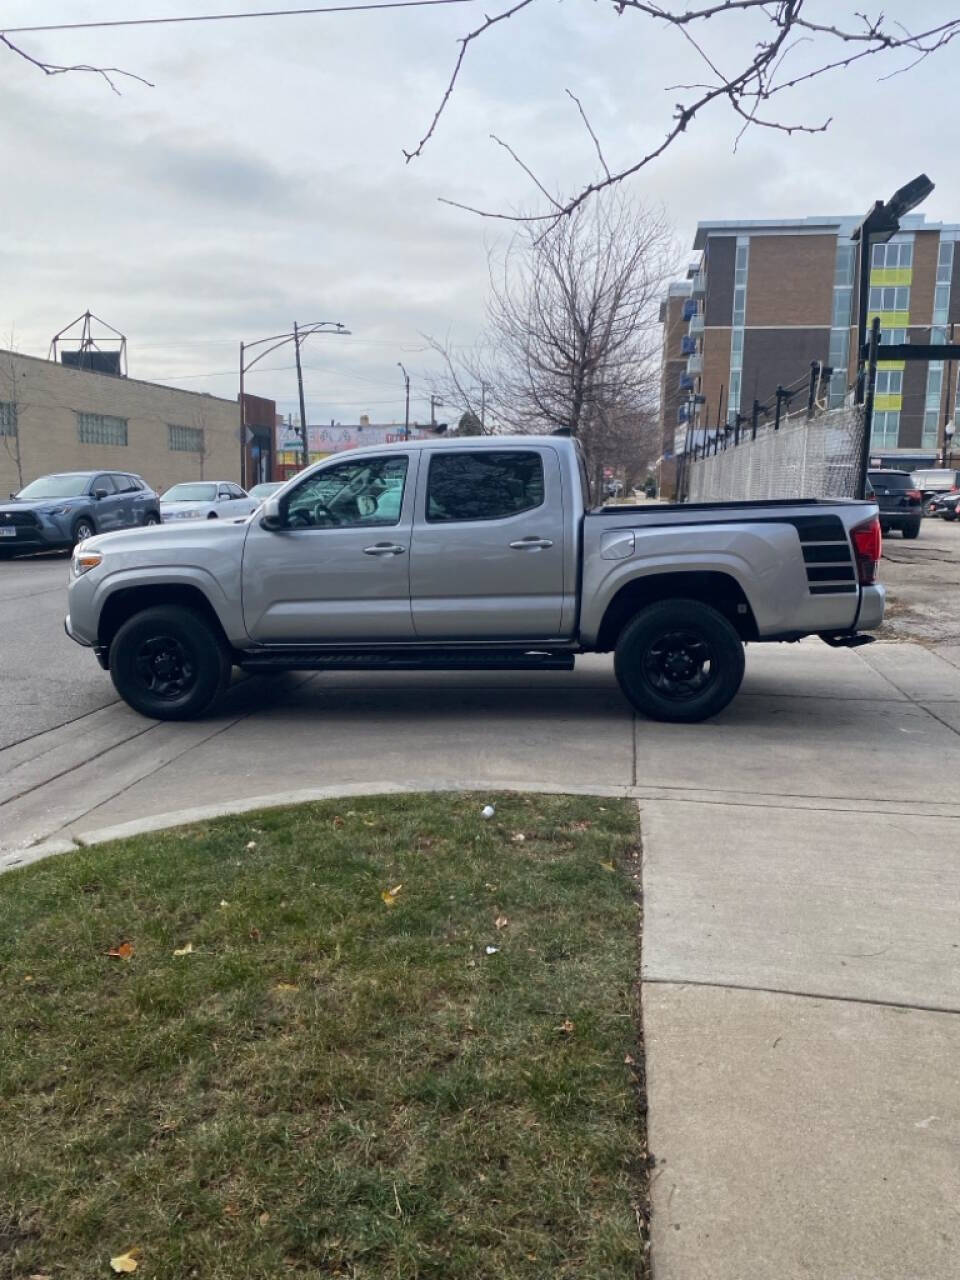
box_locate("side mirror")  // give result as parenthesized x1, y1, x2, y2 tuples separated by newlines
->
(93, 488, 108, 500)
(260, 496, 284, 531)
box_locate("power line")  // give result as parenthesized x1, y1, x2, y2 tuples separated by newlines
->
(2, 1, 475, 36)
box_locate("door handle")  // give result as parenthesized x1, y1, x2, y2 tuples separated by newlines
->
(509, 537, 554, 550)
(363, 542, 406, 555)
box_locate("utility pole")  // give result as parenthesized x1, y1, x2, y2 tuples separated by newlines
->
(398, 362, 410, 439)
(293, 321, 309, 466)
(430, 393, 442, 427)
(480, 382, 487, 431)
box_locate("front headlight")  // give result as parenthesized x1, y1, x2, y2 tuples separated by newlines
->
(72, 549, 103, 577)
(48, 505, 75, 516)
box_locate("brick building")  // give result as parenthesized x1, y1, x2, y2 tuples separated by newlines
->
(0, 348, 257, 497)
(659, 214, 960, 494)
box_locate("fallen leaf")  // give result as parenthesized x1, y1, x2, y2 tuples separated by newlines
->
(219, 899, 230, 908)
(484, 882, 498, 891)
(172, 943, 193, 957)
(363, 820, 376, 827)
(494, 914, 509, 930)
(570, 820, 593, 832)
(484, 945, 500, 956)
(28, 1273, 52, 1279)
(511, 832, 526, 843)
(556, 1018, 575, 1035)
(599, 861, 615, 873)
(110, 1249, 141, 1273)
(274, 983, 299, 992)
(23, 975, 33, 983)
(258, 1211, 271, 1227)
(624, 1053, 635, 1065)
(332, 816, 345, 828)
(249, 927, 262, 942)
(246, 841, 257, 850)
(108, 942, 134, 960)
(223, 1203, 241, 1218)
(381, 884, 403, 908)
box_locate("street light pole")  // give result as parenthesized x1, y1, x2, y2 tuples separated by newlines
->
(398, 362, 410, 439)
(293, 321, 309, 468)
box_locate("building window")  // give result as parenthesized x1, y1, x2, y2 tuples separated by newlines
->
(937, 240, 954, 283)
(730, 329, 743, 371)
(75, 412, 128, 446)
(835, 244, 855, 285)
(727, 237, 749, 423)
(879, 328, 906, 346)
(871, 410, 900, 448)
(872, 241, 913, 269)
(168, 423, 205, 453)
(875, 369, 903, 396)
(933, 283, 950, 326)
(922, 410, 940, 449)
(868, 286, 910, 312)
(0, 401, 16, 438)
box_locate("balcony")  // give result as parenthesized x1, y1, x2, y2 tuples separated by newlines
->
(682, 298, 698, 321)
(688, 312, 704, 334)
(679, 372, 695, 391)
(691, 272, 706, 296)
(686, 354, 703, 376)
(681, 335, 698, 355)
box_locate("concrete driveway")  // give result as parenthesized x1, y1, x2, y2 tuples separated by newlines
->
(2, 552, 960, 1278)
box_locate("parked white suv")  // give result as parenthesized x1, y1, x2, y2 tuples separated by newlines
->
(160, 481, 257, 523)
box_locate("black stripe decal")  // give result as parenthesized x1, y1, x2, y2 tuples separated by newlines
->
(803, 545, 854, 564)
(809, 584, 858, 595)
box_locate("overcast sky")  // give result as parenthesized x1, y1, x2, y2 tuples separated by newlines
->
(3, 0, 960, 427)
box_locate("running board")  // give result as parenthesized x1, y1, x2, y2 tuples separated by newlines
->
(237, 647, 577, 673)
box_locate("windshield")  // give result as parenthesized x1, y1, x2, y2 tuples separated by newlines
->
(16, 474, 90, 500)
(163, 483, 217, 503)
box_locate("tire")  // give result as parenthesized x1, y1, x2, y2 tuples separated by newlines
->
(923, 497, 939, 517)
(109, 605, 231, 721)
(945, 512, 957, 522)
(902, 522, 921, 540)
(72, 517, 96, 546)
(614, 599, 746, 724)
(207, 512, 218, 519)
(144, 512, 161, 526)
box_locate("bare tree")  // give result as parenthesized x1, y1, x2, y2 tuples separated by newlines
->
(405, 3, 960, 221)
(0, 346, 25, 492)
(474, 191, 675, 489)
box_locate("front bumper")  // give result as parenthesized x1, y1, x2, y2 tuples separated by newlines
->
(0, 522, 71, 550)
(64, 613, 91, 647)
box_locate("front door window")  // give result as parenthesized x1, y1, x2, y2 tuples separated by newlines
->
(284, 456, 409, 529)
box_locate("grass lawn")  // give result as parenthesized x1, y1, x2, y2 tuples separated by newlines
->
(0, 792, 647, 1279)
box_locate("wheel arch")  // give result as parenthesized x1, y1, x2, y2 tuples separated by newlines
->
(595, 570, 759, 652)
(97, 583, 230, 656)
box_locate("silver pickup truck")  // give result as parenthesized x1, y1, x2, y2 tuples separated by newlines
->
(65, 434, 884, 724)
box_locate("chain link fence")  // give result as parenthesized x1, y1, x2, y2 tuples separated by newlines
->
(683, 403, 865, 502)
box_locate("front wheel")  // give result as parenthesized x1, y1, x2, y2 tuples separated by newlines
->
(144, 512, 161, 526)
(614, 599, 746, 723)
(72, 517, 96, 546)
(109, 605, 231, 720)
(923, 497, 939, 517)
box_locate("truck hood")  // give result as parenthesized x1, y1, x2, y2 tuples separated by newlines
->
(83, 517, 250, 556)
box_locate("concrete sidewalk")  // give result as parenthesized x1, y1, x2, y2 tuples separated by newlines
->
(1, 639, 959, 1276)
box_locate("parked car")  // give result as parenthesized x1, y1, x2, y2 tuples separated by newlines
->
(867, 469, 922, 538)
(910, 468, 960, 515)
(159, 481, 258, 523)
(247, 481, 285, 503)
(66, 435, 884, 725)
(926, 490, 960, 521)
(0, 470, 160, 556)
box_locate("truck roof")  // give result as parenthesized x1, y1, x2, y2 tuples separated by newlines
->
(327, 433, 569, 457)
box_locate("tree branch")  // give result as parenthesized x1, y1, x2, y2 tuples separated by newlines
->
(0, 33, 153, 94)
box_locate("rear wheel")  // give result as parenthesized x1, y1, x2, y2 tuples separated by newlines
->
(109, 605, 231, 720)
(923, 497, 939, 517)
(614, 599, 745, 723)
(902, 522, 921, 540)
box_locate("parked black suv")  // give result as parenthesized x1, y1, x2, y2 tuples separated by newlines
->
(0, 471, 161, 556)
(867, 469, 922, 539)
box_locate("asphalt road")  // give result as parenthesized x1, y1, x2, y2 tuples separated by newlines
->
(0, 552, 118, 749)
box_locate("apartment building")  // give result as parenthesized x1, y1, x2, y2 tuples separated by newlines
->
(659, 213, 960, 490)
(0, 348, 273, 497)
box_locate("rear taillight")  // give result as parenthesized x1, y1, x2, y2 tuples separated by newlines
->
(851, 516, 882, 586)
(907, 489, 922, 501)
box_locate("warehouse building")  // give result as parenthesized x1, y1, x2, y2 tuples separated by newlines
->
(0, 348, 252, 497)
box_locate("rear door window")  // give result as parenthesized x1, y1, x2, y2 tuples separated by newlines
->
(426, 451, 545, 523)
